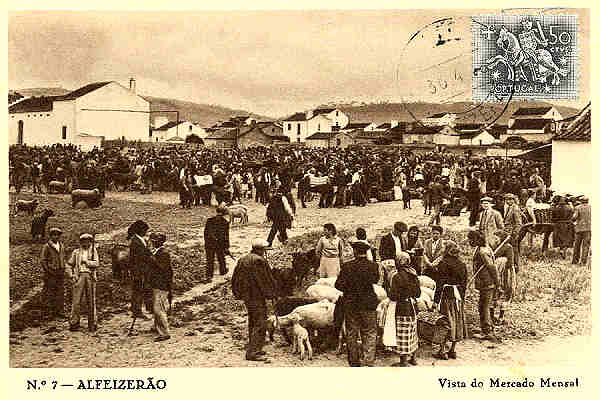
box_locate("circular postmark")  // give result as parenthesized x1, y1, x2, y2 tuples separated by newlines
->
(396, 16, 515, 133)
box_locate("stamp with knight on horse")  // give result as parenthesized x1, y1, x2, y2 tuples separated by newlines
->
(473, 14, 578, 101)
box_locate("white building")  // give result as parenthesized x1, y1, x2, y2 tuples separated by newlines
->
(421, 112, 457, 127)
(458, 130, 496, 146)
(551, 105, 591, 196)
(282, 108, 349, 143)
(9, 79, 150, 148)
(508, 106, 562, 127)
(151, 119, 207, 142)
(504, 119, 554, 142)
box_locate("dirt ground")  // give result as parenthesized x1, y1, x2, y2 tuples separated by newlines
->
(9, 189, 592, 368)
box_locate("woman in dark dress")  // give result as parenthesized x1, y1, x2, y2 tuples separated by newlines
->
(433, 241, 467, 360)
(386, 254, 421, 367)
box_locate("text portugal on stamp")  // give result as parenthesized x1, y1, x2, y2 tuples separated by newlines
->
(472, 14, 578, 101)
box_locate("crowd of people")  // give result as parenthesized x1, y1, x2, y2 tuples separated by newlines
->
(19, 141, 591, 365)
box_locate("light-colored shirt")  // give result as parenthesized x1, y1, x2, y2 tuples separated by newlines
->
(391, 233, 402, 258)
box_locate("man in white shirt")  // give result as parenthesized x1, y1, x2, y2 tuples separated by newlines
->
(67, 233, 99, 332)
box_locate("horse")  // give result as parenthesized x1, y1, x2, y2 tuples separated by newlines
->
(475, 27, 567, 85)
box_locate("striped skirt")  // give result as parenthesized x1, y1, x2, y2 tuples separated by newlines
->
(395, 316, 418, 355)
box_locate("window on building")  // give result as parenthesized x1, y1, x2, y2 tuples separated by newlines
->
(297, 124, 301, 134)
(189, 125, 193, 131)
(149, 130, 152, 137)
(336, 111, 339, 116)
(336, 138, 341, 147)
(288, 123, 291, 130)
(47, 114, 50, 116)
(61, 126, 67, 140)
(318, 124, 320, 131)
(272, 128, 275, 133)
(479, 140, 483, 146)
(297, 138, 301, 143)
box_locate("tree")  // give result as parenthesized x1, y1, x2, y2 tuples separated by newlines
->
(185, 134, 204, 144)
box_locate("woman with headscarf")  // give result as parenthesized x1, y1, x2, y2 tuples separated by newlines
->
(316, 223, 343, 278)
(128, 220, 154, 319)
(433, 241, 467, 360)
(385, 252, 421, 367)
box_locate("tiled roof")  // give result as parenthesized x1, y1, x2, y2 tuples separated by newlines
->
(345, 122, 371, 130)
(206, 129, 238, 140)
(512, 106, 553, 117)
(554, 106, 591, 141)
(510, 119, 552, 130)
(9, 96, 60, 113)
(313, 108, 336, 116)
(9, 81, 112, 114)
(284, 112, 307, 122)
(154, 120, 185, 131)
(351, 130, 381, 139)
(306, 132, 337, 140)
(425, 112, 450, 119)
(455, 123, 483, 131)
(406, 126, 445, 135)
(60, 82, 112, 100)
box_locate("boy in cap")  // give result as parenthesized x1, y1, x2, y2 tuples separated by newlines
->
(149, 232, 172, 342)
(231, 239, 277, 362)
(40, 227, 67, 321)
(66, 232, 99, 332)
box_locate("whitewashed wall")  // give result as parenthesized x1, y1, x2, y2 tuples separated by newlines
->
(8, 100, 76, 146)
(551, 141, 592, 195)
(76, 82, 150, 141)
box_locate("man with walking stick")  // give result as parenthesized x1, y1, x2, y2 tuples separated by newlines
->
(467, 230, 500, 342)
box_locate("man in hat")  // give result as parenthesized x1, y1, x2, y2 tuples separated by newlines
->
(148, 232, 172, 342)
(231, 239, 277, 362)
(39, 227, 67, 321)
(423, 225, 445, 281)
(335, 239, 380, 367)
(66, 232, 99, 332)
(503, 193, 522, 270)
(501, 171, 523, 198)
(128, 220, 154, 319)
(572, 196, 591, 265)
(479, 197, 504, 249)
(265, 185, 293, 247)
(379, 222, 408, 265)
(203, 205, 231, 283)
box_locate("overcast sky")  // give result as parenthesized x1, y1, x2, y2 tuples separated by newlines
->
(9, 10, 589, 117)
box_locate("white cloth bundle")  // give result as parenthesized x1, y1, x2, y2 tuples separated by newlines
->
(418, 275, 436, 290)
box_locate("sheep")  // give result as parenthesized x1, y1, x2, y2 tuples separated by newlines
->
(227, 204, 249, 226)
(71, 188, 102, 208)
(306, 284, 343, 303)
(289, 313, 313, 360)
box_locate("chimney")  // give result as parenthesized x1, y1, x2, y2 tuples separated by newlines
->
(390, 120, 398, 129)
(129, 77, 136, 94)
(306, 110, 314, 119)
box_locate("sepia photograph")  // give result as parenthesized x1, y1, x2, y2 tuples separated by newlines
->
(7, 6, 592, 375)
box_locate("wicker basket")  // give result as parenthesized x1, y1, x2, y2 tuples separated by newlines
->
(417, 311, 449, 344)
(378, 190, 394, 202)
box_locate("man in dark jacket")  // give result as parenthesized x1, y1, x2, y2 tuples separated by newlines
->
(40, 227, 66, 321)
(266, 187, 293, 247)
(335, 240, 380, 367)
(231, 239, 277, 362)
(429, 176, 450, 226)
(379, 222, 408, 263)
(128, 220, 154, 319)
(203, 205, 231, 283)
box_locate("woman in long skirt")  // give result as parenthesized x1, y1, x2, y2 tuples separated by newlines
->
(316, 223, 343, 278)
(387, 253, 421, 367)
(433, 241, 467, 359)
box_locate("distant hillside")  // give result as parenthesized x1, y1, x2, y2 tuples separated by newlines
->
(142, 96, 272, 127)
(11, 88, 271, 127)
(327, 101, 581, 126)
(13, 87, 71, 97)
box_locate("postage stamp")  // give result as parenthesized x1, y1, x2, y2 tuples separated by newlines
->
(472, 14, 579, 101)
